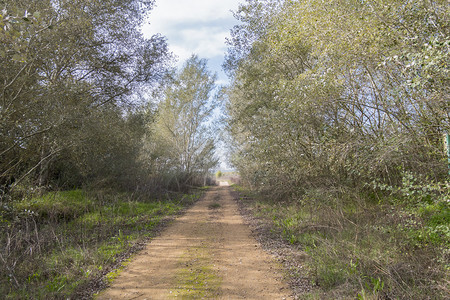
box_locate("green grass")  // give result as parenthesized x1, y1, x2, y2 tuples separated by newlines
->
(0, 188, 203, 299)
(14, 189, 94, 221)
(234, 185, 449, 299)
(208, 202, 221, 209)
(171, 245, 221, 299)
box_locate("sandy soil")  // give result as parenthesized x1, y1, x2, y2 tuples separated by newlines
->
(97, 184, 292, 299)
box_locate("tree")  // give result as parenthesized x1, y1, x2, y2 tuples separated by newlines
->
(225, 0, 449, 197)
(0, 0, 171, 194)
(143, 55, 219, 190)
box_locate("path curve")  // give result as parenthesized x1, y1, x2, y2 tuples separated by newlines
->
(97, 185, 291, 299)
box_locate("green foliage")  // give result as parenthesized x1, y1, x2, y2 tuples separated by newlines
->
(225, 0, 449, 198)
(357, 277, 385, 300)
(0, 0, 171, 193)
(372, 172, 450, 248)
(215, 170, 223, 178)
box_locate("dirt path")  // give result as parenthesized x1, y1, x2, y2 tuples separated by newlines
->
(97, 184, 292, 299)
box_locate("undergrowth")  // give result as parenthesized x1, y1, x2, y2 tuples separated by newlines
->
(233, 173, 449, 299)
(0, 188, 203, 299)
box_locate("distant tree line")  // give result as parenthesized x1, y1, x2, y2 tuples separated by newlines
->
(0, 0, 218, 199)
(225, 0, 449, 197)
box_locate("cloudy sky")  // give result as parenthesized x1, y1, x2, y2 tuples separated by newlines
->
(142, 0, 242, 86)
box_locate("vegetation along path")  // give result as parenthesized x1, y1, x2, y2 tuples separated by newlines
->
(97, 183, 292, 299)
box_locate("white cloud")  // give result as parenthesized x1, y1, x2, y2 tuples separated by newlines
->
(178, 27, 229, 57)
(142, 0, 242, 75)
(147, 0, 241, 31)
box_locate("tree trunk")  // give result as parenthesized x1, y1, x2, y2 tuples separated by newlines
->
(38, 136, 50, 187)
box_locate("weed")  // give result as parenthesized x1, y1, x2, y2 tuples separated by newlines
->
(0, 188, 203, 299)
(234, 185, 449, 299)
(171, 245, 221, 299)
(208, 203, 221, 209)
(104, 258, 132, 284)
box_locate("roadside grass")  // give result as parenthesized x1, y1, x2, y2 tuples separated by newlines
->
(0, 188, 203, 299)
(233, 181, 449, 299)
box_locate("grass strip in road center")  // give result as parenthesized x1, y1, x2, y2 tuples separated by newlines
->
(171, 242, 221, 298)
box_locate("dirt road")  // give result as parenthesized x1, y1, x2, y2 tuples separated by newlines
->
(97, 183, 291, 299)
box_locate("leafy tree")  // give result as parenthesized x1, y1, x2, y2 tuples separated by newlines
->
(143, 55, 219, 190)
(0, 0, 171, 194)
(225, 5, 449, 297)
(225, 0, 449, 197)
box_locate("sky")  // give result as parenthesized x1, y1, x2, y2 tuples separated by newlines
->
(142, 0, 242, 86)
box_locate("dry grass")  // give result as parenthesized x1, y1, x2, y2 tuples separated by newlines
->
(0, 188, 202, 299)
(233, 184, 449, 299)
